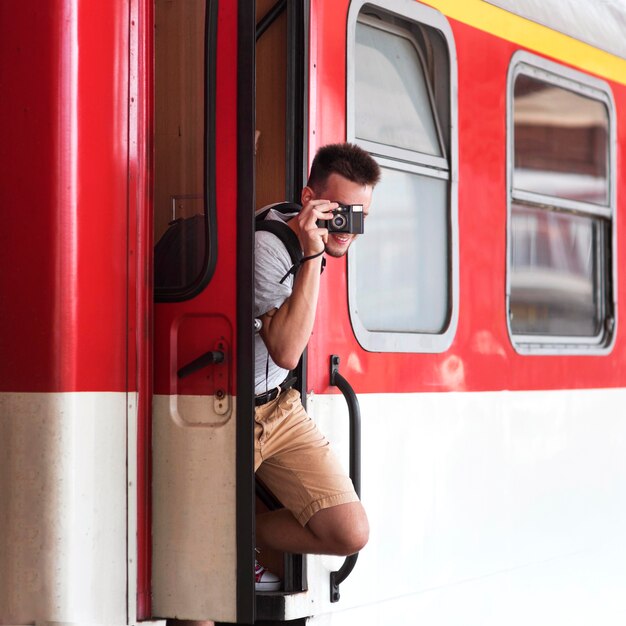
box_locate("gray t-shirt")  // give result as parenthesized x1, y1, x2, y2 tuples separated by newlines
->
(254, 208, 299, 394)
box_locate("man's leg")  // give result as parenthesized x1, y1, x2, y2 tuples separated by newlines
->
(255, 390, 367, 556)
(256, 501, 369, 556)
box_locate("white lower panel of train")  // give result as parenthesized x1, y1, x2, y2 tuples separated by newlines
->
(300, 387, 626, 625)
(0, 391, 136, 626)
(3, 388, 625, 625)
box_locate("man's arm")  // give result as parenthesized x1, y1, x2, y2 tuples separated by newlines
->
(260, 255, 324, 370)
(259, 199, 336, 371)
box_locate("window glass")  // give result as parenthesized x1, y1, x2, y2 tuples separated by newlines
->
(348, 5, 457, 353)
(507, 54, 614, 350)
(153, 0, 213, 297)
(355, 21, 442, 157)
(513, 75, 609, 205)
(353, 167, 448, 333)
(510, 204, 603, 337)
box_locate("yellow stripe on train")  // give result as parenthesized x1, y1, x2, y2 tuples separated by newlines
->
(420, 0, 626, 85)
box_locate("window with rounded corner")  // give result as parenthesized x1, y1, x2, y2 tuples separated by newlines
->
(347, 1, 458, 353)
(507, 52, 616, 353)
(153, 0, 217, 302)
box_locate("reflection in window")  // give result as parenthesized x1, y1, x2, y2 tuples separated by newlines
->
(153, 0, 211, 296)
(513, 75, 609, 205)
(508, 57, 614, 349)
(510, 205, 602, 337)
(354, 167, 448, 333)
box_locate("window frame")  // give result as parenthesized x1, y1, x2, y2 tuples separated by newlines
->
(506, 51, 617, 353)
(346, 0, 459, 354)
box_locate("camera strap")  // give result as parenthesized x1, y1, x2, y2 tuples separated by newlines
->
(278, 250, 325, 284)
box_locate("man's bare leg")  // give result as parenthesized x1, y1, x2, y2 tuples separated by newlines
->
(256, 501, 369, 557)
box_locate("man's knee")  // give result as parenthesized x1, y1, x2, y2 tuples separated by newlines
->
(336, 510, 369, 555)
(308, 502, 369, 556)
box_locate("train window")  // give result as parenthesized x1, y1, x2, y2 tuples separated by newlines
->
(355, 23, 443, 158)
(347, 1, 458, 352)
(507, 52, 616, 352)
(153, 0, 217, 301)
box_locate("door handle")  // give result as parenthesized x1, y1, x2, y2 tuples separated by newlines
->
(177, 349, 225, 378)
(176, 340, 230, 419)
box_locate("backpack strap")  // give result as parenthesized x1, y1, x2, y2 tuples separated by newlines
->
(255, 202, 326, 283)
(255, 201, 302, 222)
(256, 220, 303, 284)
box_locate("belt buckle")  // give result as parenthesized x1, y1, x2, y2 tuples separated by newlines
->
(256, 385, 279, 407)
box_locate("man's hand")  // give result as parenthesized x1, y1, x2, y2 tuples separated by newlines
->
(293, 199, 338, 257)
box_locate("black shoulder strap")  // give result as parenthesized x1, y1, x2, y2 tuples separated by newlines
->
(255, 219, 303, 271)
(255, 201, 301, 222)
(256, 202, 303, 284)
(255, 202, 325, 283)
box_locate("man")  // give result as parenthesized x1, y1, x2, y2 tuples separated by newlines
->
(254, 143, 381, 590)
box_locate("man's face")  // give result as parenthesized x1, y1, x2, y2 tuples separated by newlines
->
(314, 173, 373, 258)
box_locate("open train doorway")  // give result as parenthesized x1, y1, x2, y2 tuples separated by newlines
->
(253, 0, 309, 610)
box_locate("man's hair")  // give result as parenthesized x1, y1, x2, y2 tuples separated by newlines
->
(307, 143, 381, 193)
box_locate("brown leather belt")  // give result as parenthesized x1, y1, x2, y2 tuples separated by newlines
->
(254, 377, 296, 406)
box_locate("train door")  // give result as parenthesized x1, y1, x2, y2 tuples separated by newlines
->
(150, 1, 256, 623)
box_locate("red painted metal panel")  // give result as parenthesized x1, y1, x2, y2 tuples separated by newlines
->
(306, 4, 626, 395)
(0, 0, 131, 393)
(308, 1, 349, 161)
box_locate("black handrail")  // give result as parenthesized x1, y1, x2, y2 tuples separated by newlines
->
(256, 0, 287, 42)
(328, 354, 362, 602)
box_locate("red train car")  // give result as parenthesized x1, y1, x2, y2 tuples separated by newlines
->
(2, 0, 626, 625)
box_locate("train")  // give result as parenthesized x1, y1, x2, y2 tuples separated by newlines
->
(2, 0, 626, 624)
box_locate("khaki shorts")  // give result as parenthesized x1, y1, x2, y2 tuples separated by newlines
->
(254, 388, 359, 526)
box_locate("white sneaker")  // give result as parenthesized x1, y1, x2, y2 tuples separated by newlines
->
(255, 559, 281, 591)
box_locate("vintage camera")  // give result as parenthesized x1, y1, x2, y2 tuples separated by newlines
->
(320, 204, 364, 234)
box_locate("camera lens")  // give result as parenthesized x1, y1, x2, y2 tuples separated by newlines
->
(332, 214, 347, 229)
